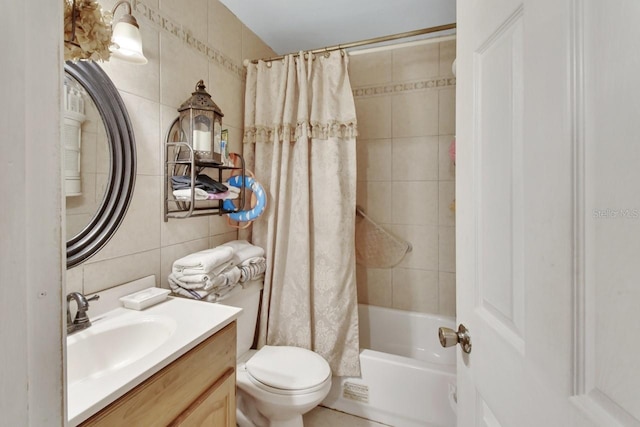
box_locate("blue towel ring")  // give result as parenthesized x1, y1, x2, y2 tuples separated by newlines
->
(223, 175, 267, 223)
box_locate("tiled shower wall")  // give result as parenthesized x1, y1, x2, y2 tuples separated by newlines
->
(351, 38, 457, 317)
(66, 0, 276, 295)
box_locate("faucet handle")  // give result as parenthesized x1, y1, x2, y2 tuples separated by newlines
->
(67, 293, 100, 331)
(74, 294, 99, 321)
(86, 294, 100, 303)
(78, 294, 100, 315)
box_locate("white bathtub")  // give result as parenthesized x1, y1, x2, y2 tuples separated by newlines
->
(322, 304, 457, 427)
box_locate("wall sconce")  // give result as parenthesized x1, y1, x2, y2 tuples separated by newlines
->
(63, 0, 146, 64)
(110, 0, 147, 64)
(178, 80, 224, 165)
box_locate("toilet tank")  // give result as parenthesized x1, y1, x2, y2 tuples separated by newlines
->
(217, 279, 263, 358)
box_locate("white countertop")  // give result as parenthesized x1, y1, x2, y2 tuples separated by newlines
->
(67, 296, 241, 426)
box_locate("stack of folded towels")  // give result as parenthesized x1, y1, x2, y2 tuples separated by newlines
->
(168, 240, 267, 302)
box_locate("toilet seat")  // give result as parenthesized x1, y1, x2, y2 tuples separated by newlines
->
(244, 345, 331, 395)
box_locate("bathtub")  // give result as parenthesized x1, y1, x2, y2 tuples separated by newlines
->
(322, 304, 457, 427)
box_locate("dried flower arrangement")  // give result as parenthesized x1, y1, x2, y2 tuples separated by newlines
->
(64, 0, 113, 61)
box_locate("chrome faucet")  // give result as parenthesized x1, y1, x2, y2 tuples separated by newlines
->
(67, 292, 100, 334)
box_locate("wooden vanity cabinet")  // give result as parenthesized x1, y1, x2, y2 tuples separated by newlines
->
(81, 321, 237, 427)
(169, 368, 235, 426)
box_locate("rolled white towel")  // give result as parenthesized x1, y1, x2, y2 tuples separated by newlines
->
(168, 275, 211, 300)
(173, 273, 210, 285)
(204, 265, 242, 291)
(221, 240, 265, 265)
(240, 256, 265, 266)
(173, 188, 239, 201)
(168, 273, 210, 290)
(172, 246, 234, 275)
(208, 191, 239, 200)
(173, 188, 209, 201)
(224, 266, 242, 286)
(170, 268, 239, 291)
(172, 260, 233, 278)
(239, 257, 266, 283)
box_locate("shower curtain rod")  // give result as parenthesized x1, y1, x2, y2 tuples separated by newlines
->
(248, 23, 456, 65)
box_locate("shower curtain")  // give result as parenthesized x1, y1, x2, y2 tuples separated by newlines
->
(243, 51, 360, 376)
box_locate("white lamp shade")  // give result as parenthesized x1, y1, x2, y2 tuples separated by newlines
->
(111, 21, 147, 64)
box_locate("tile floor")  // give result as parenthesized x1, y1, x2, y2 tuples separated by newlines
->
(303, 406, 391, 426)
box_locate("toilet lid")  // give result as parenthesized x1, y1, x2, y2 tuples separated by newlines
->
(245, 345, 331, 391)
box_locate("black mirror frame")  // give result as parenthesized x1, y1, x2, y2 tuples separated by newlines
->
(65, 61, 136, 269)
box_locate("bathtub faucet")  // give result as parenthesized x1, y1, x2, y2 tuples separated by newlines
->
(67, 292, 100, 334)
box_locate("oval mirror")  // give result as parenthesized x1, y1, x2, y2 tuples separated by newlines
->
(64, 61, 136, 269)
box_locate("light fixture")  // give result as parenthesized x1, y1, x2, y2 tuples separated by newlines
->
(110, 0, 147, 64)
(64, 0, 147, 64)
(178, 80, 224, 165)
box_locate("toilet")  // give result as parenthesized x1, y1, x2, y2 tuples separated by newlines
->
(220, 280, 332, 427)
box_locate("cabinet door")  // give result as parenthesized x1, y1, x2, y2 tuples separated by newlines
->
(170, 368, 236, 427)
(80, 322, 236, 426)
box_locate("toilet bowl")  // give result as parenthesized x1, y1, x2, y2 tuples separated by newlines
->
(236, 346, 331, 427)
(219, 280, 332, 427)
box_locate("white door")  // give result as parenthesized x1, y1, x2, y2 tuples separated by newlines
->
(455, 0, 640, 426)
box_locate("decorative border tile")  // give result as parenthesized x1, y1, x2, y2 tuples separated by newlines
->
(132, 0, 244, 80)
(352, 77, 456, 97)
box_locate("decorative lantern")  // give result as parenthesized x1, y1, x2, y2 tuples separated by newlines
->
(177, 80, 224, 164)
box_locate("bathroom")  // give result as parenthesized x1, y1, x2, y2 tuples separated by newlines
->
(5, 0, 640, 426)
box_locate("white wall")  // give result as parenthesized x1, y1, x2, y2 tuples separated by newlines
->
(0, 1, 65, 425)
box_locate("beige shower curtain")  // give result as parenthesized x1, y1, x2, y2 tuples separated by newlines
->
(243, 52, 360, 376)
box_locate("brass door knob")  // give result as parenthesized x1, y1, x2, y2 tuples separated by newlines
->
(438, 324, 472, 354)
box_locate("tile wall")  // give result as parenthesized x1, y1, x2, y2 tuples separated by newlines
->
(351, 38, 457, 316)
(66, 0, 276, 295)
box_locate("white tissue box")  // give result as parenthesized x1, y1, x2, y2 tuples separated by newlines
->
(119, 287, 171, 310)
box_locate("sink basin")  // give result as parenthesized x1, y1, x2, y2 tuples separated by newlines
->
(67, 314, 176, 386)
(67, 296, 242, 427)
